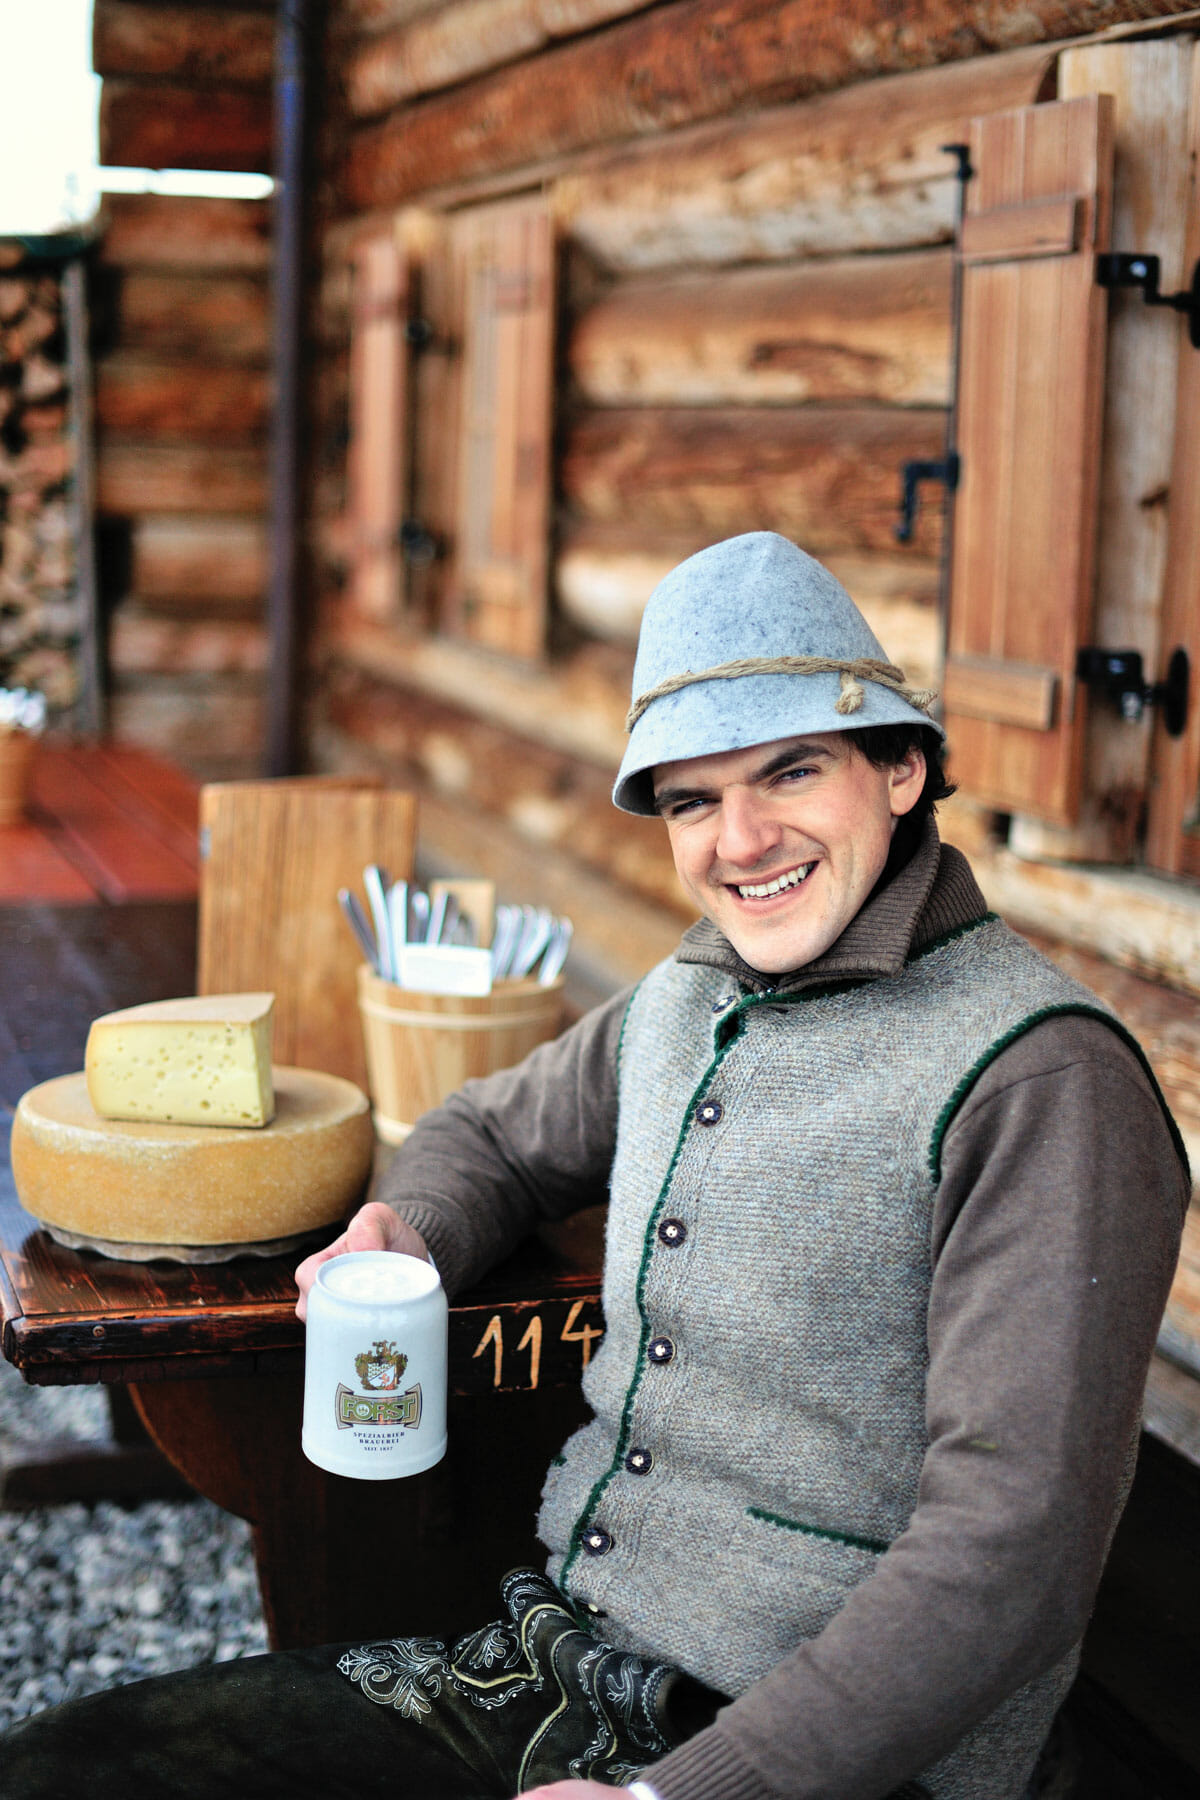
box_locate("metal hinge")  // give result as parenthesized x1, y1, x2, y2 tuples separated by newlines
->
(1095, 254, 1200, 348)
(1075, 645, 1190, 734)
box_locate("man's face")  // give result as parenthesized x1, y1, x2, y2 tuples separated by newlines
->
(653, 732, 926, 974)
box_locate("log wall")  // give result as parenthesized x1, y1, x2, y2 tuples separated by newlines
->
(92, 192, 272, 779)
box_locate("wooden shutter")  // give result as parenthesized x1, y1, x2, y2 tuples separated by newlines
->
(347, 230, 411, 621)
(943, 96, 1114, 824)
(443, 196, 555, 661)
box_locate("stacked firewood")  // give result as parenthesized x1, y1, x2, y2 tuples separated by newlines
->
(0, 251, 81, 716)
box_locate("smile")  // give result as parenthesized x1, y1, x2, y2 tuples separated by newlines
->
(734, 862, 815, 899)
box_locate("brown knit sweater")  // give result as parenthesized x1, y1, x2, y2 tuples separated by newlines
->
(378, 823, 1188, 1800)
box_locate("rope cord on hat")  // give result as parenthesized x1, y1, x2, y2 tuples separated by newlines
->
(625, 655, 938, 732)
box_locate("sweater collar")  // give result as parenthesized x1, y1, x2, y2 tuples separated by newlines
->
(674, 816, 988, 994)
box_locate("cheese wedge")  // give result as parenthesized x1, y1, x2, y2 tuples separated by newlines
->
(85, 993, 276, 1128)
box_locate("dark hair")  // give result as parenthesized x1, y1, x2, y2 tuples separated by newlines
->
(844, 723, 955, 827)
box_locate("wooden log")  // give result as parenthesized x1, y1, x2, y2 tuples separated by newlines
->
(555, 46, 1055, 270)
(94, 356, 269, 441)
(105, 271, 269, 362)
(347, 0, 659, 119)
(130, 515, 267, 603)
(96, 443, 268, 515)
(108, 675, 266, 778)
(569, 252, 951, 406)
(100, 80, 272, 173)
(340, 0, 448, 31)
(108, 606, 269, 674)
(97, 195, 271, 272)
(320, 658, 690, 923)
(560, 405, 948, 553)
(93, 1, 275, 87)
(325, 610, 630, 769)
(343, 0, 1200, 209)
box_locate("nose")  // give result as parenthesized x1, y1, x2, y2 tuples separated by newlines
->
(714, 784, 783, 868)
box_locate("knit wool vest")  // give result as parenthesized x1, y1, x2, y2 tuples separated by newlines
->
(537, 915, 1143, 1799)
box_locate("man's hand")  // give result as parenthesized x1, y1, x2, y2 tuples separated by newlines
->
(294, 1201, 430, 1320)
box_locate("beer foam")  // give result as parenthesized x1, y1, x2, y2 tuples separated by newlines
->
(320, 1252, 439, 1304)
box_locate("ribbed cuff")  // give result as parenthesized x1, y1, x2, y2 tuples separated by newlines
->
(644, 1730, 781, 1800)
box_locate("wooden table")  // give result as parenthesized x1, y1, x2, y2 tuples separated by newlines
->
(0, 899, 603, 1649)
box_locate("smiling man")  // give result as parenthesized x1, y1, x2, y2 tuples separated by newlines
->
(1, 534, 1188, 1800)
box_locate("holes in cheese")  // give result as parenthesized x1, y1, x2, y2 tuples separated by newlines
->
(85, 993, 276, 1128)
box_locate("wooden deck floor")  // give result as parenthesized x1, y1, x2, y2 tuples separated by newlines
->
(0, 742, 199, 905)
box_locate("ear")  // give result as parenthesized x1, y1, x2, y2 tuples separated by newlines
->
(887, 746, 926, 819)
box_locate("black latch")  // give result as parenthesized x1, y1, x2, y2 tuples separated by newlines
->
(1095, 254, 1200, 348)
(398, 519, 439, 566)
(1075, 645, 1189, 735)
(895, 454, 960, 543)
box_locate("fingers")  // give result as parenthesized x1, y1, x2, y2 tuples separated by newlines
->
(293, 1203, 430, 1320)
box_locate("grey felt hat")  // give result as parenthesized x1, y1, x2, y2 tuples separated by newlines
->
(613, 531, 943, 816)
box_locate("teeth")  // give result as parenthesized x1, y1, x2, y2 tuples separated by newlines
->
(737, 863, 813, 899)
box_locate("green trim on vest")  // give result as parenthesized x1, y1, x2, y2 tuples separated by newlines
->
(615, 980, 645, 1086)
(746, 1505, 888, 1557)
(928, 1003, 1190, 1185)
(559, 1030, 743, 1591)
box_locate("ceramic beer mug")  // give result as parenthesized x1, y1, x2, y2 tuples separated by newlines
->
(302, 1250, 448, 1479)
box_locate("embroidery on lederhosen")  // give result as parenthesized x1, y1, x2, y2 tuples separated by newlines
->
(337, 1569, 676, 1787)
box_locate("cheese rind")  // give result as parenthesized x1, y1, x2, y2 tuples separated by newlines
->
(85, 993, 276, 1128)
(12, 1067, 374, 1249)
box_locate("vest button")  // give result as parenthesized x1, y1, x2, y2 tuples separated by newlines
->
(580, 1600, 607, 1618)
(625, 1447, 653, 1475)
(657, 1217, 687, 1247)
(582, 1526, 613, 1556)
(648, 1336, 675, 1365)
(711, 994, 735, 1014)
(695, 1099, 723, 1126)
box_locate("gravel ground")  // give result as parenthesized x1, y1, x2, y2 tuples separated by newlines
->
(0, 1357, 267, 1730)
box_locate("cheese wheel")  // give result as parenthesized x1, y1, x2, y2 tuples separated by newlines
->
(11, 1067, 374, 1250)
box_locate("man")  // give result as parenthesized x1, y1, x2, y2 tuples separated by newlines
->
(2, 533, 1187, 1799)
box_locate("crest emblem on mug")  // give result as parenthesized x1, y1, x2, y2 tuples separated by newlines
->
(355, 1339, 407, 1391)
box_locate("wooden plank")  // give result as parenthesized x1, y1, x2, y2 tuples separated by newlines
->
(942, 654, 1059, 731)
(561, 405, 947, 553)
(106, 270, 269, 363)
(554, 45, 1056, 272)
(107, 679, 267, 779)
(130, 515, 267, 602)
(96, 443, 268, 515)
(346, 230, 411, 622)
(81, 743, 201, 870)
(347, 0, 659, 118)
(100, 80, 272, 174)
(442, 196, 555, 660)
(1023, 41, 1196, 865)
(944, 95, 1113, 825)
(94, 356, 269, 442)
(960, 194, 1081, 262)
(97, 194, 271, 273)
(1142, 43, 1200, 877)
(342, 0, 1198, 210)
(92, 1, 275, 86)
(569, 252, 951, 406)
(27, 745, 199, 903)
(108, 608, 269, 675)
(197, 782, 418, 1086)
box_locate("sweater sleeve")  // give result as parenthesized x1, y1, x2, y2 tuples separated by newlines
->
(642, 1014, 1189, 1800)
(371, 988, 630, 1297)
